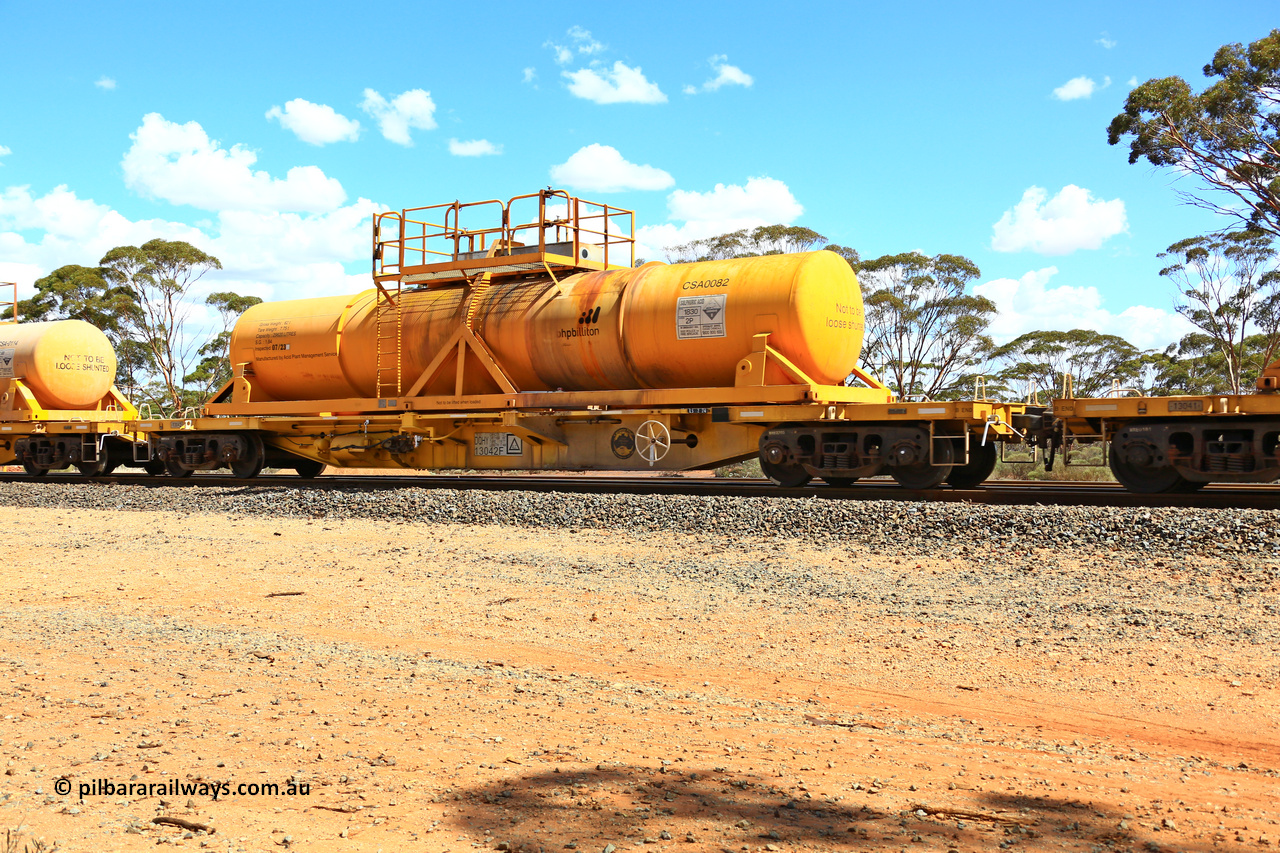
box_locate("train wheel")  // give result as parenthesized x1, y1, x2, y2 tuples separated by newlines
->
(822, 476, 858, 487)
(761, 456, 811, 487)
(946, 440, 997, 489)
(890, 438, 954, 489)
(164, 457, 194, 478)
(1108, 444, 1189, 493)
(758, 435, 811, 487)
(230, 434, 265, 479)
(21, 461, 47, 477)
(293, 459, 326, 478)
(143, 460, 167, 476)
(75, 457, 109, 477)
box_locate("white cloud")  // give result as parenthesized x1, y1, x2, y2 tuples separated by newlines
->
(0, 145, 10, 164)
(94, 76, 117, 90)
(0, 182, 381, 302)
(682, 85, 697, 95)
(265, 98, 361, 145)
(1096, 33, 1117, 49)
(634, 177, 803, 260)
(0, 260, 42, 291)
(359, 88, 437, 145)
(564, 62, 666, 104)
(550, 144, 673, 192)
(694, 55, 753, 92)
(566, 26, 604, 56)
(522, 67, 536, 84)
(122, 113, 347, 213)
(3, 116, 387, 304)
(449, 138, 502, 157)
(991, 185, 1127, 255)
(975, 267, 1192, 349)
(0, 184, 209, 286)
(206, 199, 383, 297)
(667, 177, 801, 223)
(1052, 76, 1099, 100)
(1128, 76, 1139, 87)
(546, 26, 605, 65)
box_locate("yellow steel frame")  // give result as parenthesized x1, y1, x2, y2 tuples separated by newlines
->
(144, 396, 1030, 474)
(0, 378, 138, 422)
(1054, 393, 1280, 442)
(0, 379, 141, 468)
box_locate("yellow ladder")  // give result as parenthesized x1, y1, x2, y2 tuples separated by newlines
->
(374, 278, 403, 398)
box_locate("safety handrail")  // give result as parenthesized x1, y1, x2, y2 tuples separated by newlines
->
(0, 282, 17, 324)
(374, 190, 635, 277)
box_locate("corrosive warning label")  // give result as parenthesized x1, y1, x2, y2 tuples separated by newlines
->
(676, 294, 726, 340)
(474, 432, 524, 457)
(0, 348, 14, 378)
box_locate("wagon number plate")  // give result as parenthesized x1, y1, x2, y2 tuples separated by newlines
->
(474, 433, 524, 456)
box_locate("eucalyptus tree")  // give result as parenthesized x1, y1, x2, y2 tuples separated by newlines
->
(100, 239, 222, 412)
(1157, 230, 1280, 394)
(854, 252, 995, 400)
(1107, 29, 1280, 236)
(184, 291, 264, 396)
(992, 329, 1150, 400)
(665, 225, 828, 262)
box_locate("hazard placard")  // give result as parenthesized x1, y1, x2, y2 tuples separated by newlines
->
(0, 348, 14, 379)
(474, 432, 524, 457)
(676, 294, 726, 340)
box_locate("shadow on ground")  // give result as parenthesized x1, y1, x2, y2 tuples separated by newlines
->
(438, 762, 1218, 852)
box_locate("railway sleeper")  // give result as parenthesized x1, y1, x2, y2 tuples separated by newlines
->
(1111, 418, 1280, 491)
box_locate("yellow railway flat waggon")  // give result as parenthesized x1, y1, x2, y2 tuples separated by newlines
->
(7, 190, 1280, 495)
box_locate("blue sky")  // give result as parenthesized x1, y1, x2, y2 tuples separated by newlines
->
(1, 1, 1274, 350)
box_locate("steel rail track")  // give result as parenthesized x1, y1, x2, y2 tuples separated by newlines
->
(2, 471, 1279, 509)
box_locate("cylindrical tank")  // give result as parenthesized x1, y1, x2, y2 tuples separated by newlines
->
(0, 319, 118, 409)
(229, 251, 864, 400)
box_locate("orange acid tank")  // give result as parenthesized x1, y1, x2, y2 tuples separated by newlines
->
(228, 250, 865, 400)
(0, 319, 119, 409)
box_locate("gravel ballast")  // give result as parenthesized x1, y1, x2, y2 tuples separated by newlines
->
(1, 481, 1277, 557)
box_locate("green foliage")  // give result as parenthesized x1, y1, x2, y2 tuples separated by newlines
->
(1148, 331, 1277, 395)
(19, 264, 137, 339)
(991, 446, 1116, 482)
(183, 291, 263, 395)
(854, 251, 995, 399)
(991, 329, 1150, 400)
(822, 244, 860, 267)
(101, 239, 222, 412)
(1157, 229, 1280, 393)
(1107, 29, 1280, 235)
(665, 225, 829, 261)
(714, 458, 764, 478)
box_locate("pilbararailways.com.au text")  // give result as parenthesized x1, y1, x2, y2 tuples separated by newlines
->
(55, 777, 311, 800)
